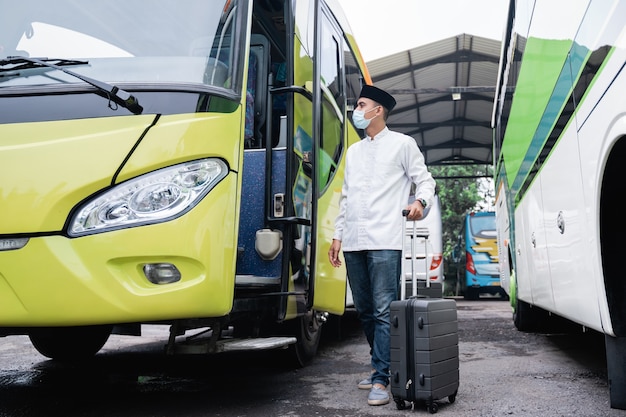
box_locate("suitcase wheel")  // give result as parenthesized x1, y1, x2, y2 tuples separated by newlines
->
(427, 400, 439, 414)
(393, 397, 409, 410)
(448, 391, 457, 404)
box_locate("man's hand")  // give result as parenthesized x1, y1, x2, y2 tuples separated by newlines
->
(328, 239, 342, 267)
(404, 199, 425, 221)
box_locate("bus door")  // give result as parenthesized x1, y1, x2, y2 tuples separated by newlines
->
(237, 0, 347, 324)
(235, 5, 299, 322)
(273, 0, 349, 319)
(267, 0, 347, 318)
(237, 0, 317, 324)
(309, 2, 348, 315)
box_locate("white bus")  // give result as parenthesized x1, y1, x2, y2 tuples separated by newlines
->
(403, 194, 444, 288)
(492, 0, 626, 409)
(346, 194, 443, 306)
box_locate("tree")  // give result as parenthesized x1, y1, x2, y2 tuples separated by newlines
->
(430, 165, 493, 294)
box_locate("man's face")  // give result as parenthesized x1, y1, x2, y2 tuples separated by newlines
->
(355, 97, 381, 121)
(356, 97, 377, 112)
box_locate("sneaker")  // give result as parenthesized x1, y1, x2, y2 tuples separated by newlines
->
(357, 375, 373, 390)
(367, 385, 390, 406)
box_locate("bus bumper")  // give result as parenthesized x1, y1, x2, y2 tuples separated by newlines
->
(0, 182, 238, 327)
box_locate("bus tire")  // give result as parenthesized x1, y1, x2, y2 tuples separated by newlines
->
(464, 287, 480, 300)
(513, 298, 536, 331)
(286, 310, 322, 368)
(28, 325, 112, 361)
(513, 288, 547, 332)
(499, 288, 510, 301)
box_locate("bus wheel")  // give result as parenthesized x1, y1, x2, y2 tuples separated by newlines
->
(28, 325, 112, 361)
(512, 282, 545, 332)
(464, 287, 479, 300)
(286, 310, 323, 368)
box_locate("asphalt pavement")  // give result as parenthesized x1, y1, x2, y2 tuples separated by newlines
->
(0, 297, 625, 416)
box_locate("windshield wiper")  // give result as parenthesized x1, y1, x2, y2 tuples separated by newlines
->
(1, 56, 143, 115)
(0, 57, 88, 72)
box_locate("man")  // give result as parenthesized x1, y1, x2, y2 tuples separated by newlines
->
(328, 85, 435, 406)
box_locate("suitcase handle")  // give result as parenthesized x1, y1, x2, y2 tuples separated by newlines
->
(400, 209, 431, 300)
(400, 210, 408, 300)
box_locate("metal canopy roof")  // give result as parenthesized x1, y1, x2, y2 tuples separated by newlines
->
(366, 34, 501, 167)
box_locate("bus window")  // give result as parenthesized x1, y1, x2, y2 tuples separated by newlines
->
(344, 43, 363, 111)
(6, 1, 242, 93)
(319, 12, 344, 190)
(244, 34, 271, 148)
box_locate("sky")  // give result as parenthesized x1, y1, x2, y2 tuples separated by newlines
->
(338, 0, 510, 62)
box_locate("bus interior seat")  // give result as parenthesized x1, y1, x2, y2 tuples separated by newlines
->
(244, 53, 257, 146)
(245, 34, 270, 148)
(190, 36, 231, 86)
(191, 33, 270, 149)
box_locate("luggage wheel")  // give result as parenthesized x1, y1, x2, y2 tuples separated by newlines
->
(427, 400, 439, 414)
(393, 397, 410, 410)
(448, 391, 457, 404)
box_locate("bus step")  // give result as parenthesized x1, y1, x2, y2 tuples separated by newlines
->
(171, 336, 297, 354)
(220, 336, 297, 352)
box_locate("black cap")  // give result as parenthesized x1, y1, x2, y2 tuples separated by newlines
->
(358, 85, 397, 112)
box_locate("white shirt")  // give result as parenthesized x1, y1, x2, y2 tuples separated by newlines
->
(333, 127, 436, 251)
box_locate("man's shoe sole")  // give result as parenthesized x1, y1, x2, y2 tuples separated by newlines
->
(367, 386, 390, 406)
(367, 397, 390, 406)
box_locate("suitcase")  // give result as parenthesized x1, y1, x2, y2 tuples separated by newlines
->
(390, 211, 459, 413)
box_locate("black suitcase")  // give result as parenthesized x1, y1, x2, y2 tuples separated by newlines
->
(390, 211, 459, 413)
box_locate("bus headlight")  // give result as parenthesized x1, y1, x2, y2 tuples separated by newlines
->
(68, 158, 228, 236)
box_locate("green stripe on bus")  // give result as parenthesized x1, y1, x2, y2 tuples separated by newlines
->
(502, 37, 579, 194)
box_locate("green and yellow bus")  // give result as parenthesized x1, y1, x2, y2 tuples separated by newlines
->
(0, 0, 370, 366)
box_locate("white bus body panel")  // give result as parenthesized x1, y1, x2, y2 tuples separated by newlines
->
(402, 195, 444, 285)
(495, 183, 511, 295)
(577, 61, 626, 336)
(516, 177, 552, 309)
(540, 118, 600, 328)
(345, 195, 443, 307)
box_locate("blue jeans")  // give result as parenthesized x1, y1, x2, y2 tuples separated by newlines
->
(345, 250, 400, 387)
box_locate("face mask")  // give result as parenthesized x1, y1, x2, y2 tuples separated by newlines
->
(352, 106, 379, 129)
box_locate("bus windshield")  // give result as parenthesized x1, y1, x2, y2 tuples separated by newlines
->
(0, 0, 243, 93)
(469, 214, 497, 239)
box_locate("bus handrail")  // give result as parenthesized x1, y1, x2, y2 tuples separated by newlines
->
(267, 216, 311, 226)
(270, 85, 313, 101)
